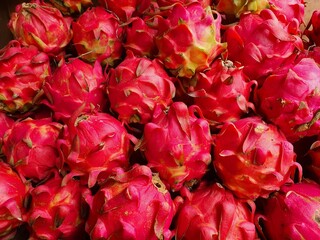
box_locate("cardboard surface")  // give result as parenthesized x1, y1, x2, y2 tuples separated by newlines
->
(0, 0, 319, 48)
(305, 0, 320, 23)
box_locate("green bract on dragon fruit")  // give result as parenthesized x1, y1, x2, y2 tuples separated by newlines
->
(0, 0, 320, 239)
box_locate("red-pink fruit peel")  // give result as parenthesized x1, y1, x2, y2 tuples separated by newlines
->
(0, 161, 28, 238)
(85, 164, 176, 240)
(255, 179, 320, 240)
(213, 116, 301, 200)
(43, 58, 106, 123)
(58, 112, 131, 188)
(107, 51, 176, 124)
(2, 117, 63, 182)
(175, 182, 257, 240)
(0, 40, 51, 113)
(137, 101, 212, 191)
(8, 0, 73, 54)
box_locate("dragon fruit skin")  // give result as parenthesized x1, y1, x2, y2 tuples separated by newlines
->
(0, 40, 51, 114)
(137, 102, 212, 191)
(72, 6, 124, 66)
(189, 59, 256, 127)
(214, 0, 269, 18)
(48, 0, 93, 15)
(124, 17, 158, 58)
(107, 51, 176, 125)
(256, 179, 320, 240)
(306, 46, 320, 65)
(175, 182, 257, 240)
(269, 0, 305, 25)
(256, 57, 320, 142)
(0, 161, 29, 238)
(155, 2, 226, 78)
(98, 0, 151, 22)
(224, 8, 303, 85)
(213, 116, 301, 200)
(305, 139, 320, 183)
(2, 117, 63, 183)
(8, 0, 73, 55)
(157, 0, 212, 8)
(43, 58, 106, 124)
(85, 165, 176, 240)
(304, 10, 320, 47)
(59, 112, 131, 188)
(0, 113, 14, 153)
(25, 172, 89, 239)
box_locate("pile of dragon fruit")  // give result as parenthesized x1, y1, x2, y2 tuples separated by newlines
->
(1, 0, 320, 239)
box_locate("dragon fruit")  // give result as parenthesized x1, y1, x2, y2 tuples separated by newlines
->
(8, 0, 73, 55)
(0, 113, 14, 153)
(255, 179, 320, 240)
(306, 139, 320, 183)
(175, 182, 257, 240)
(58, 112, 131, 188)
(256, 57, 320, 142)
(43, 58, 106, 124)
(213, 116, 301, 200)
(188, 58, 256, 127)
(98, 0, 151, 22)
(269, 0, 305, 25)
(2, 117, 63, 183)
(136, 102, 212, 191)
(155, 2, 226, 78)
(157, 0, 212, 8)
(306, 46, 320, 64)
(214, 0, 269, 18)
(106, 51, 176, 125)
(25, 172, 89, 239)
(85, 164, 176, 240)
(0, 161, 28, 238)
(124, 17, 158, 58)
(304, 10, 320, 47)
(71, 6, 124, 66)
(224, 8, 303, 85)
(48, 0, 93, 15)
(0, 40, 51, 114)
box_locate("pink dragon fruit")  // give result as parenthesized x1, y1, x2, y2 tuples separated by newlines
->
(8, 0, 73, 55)
(136, 102, 212, 191)
(256, 57, 320, 142)
(43, 58, 107, 124)
(71, 6, 124, 66)
(213, 116, 301, 200)
(188, 58, 256, 127)
(304, 10, 320, 47)
(0, 161, 29, 238)
(25, 172, 89, 239)
(224, 8, 303, 85)
(214, 0, 269, 18)
(85, 164, 176, 240)
(157, 0, 212, 8)
(48, 0, 93, 15)
(255, 179, 320, 240)
(124, 17, 158, 58)
(0, 113, 14, 153)
(0, 40, 51, 114)
(106, 51, 176, 125)
(269, 0, 305, 25)
(58, 112, 132, 188)
(175, 182, 257, 240)
(2, 117, 63, 183)
(155, 2, 226, 78)
(98, 0, 151, 22)
(306, 139, 320, 183)
(306, 46, 320, 64)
